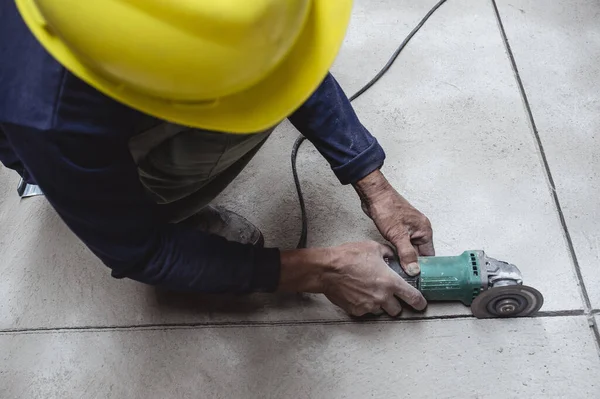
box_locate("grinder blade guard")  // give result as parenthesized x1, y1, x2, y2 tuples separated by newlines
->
(386, 251, 543, 319)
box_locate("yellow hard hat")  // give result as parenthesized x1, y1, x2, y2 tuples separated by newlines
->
(16, 0, 352, 133)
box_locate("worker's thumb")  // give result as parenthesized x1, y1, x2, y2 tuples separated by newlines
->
(395, 238, 420, 276)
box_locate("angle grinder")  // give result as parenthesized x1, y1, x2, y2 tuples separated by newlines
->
(386, 251, 544, 318)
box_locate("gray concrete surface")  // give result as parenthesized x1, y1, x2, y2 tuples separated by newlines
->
(1, 0, 599, 397)
(2, 317, 600, 399)
(496, 0, 600, 309)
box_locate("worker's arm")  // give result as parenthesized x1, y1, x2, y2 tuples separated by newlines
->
(5, 103, 427, 312)
(288, 73, 435, 276)
(288, 73, 386, 185)
(4, 110, 427, 314)
(3, 117, 282, 293)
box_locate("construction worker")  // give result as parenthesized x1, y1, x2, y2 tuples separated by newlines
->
(0, 0, 434, 317)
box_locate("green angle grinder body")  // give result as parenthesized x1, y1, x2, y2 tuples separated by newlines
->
(386, 251, 544, 318)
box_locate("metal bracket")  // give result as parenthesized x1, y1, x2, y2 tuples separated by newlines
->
(17, 178, 44, 198)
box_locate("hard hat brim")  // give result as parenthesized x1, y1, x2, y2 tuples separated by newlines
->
(16, 0, 353, 133)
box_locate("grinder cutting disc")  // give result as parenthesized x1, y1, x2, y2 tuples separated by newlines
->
(471, 285, 543, 319)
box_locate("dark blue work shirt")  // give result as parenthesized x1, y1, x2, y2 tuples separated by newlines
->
(0, 1, 385, 293)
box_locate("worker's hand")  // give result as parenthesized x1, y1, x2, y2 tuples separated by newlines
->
(354, 170, 435, 276)
(279, 241, 427, 317)
(322, 241, 427, 316)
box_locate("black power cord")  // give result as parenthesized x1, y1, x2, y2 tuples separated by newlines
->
(291, 0, 448, 249)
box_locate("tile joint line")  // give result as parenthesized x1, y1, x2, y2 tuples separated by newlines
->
(490, 0, 592, 313)
(0, 310, 588, 335)
(490, 0, 600, 353)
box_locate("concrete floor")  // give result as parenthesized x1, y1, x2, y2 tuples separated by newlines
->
(1, 0, 599, 397)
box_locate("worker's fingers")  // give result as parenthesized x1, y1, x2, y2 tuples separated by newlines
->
(382, 297, 403, 317)
(377, 242, 395, 258)
(392, 275, 427, 311)
(370, 308, 385, 316)
(410, 216, 435, 256)
(413, 244, 421, 259)
(417, 240, 435, 257)
(394, 236, 420, 276)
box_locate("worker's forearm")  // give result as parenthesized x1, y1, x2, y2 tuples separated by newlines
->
(353, 169, 392, 206)
(288, 73, 386, 185)
(278, 248, 332, 293)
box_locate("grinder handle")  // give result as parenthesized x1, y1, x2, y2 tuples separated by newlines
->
(385, 254, 420, 291)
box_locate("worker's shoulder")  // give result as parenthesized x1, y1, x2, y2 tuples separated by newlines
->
(0, 0, 66, 129)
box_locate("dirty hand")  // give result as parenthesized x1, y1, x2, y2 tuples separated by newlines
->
(322, 241, 427, 316)
(354, 170, 435, 276)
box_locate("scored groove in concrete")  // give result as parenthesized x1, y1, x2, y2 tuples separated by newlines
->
(1, 316, 599, 399)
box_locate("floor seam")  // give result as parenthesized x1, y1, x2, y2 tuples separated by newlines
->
(0, 310, 587, 335)
(491, 0, 593, 312)
(491, 0, 599, 356)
